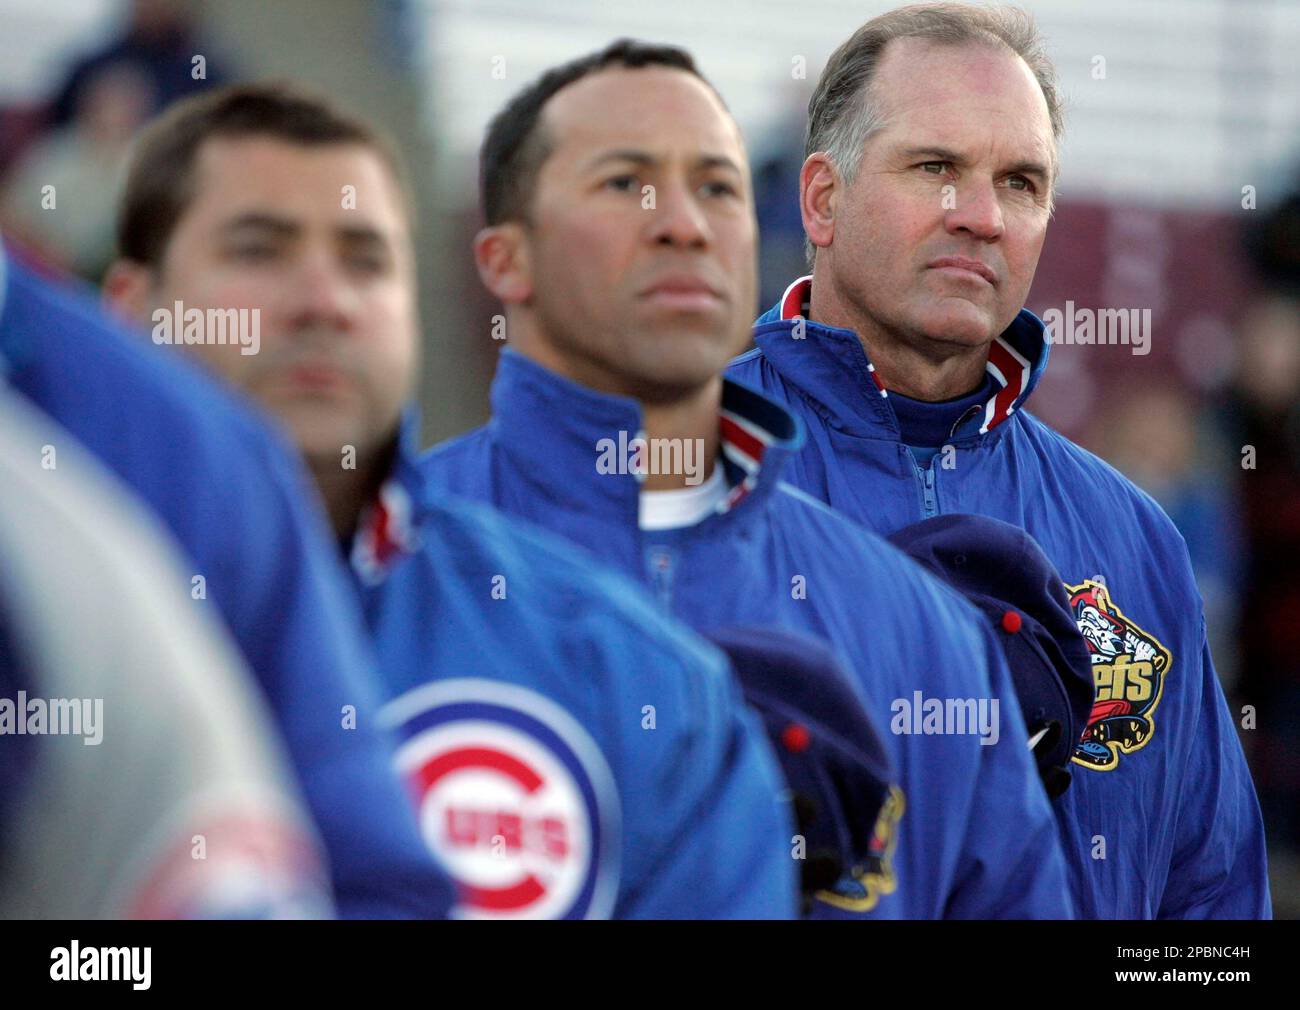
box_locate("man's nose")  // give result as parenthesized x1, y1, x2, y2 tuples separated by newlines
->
(943, 179, 1005, 242)
(647, 181, 712, 249)
(286, 252, 360, 330)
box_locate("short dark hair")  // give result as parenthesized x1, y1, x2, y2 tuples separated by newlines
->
(117, 82, 412, 268)
(479, 38, 723, 226)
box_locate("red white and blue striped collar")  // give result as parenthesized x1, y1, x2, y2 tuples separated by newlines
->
(349, 409, 424, 585)
(774, 274, 1040, 435)
(486, 348, 803, 525)
(350, 476, 418, 585)
(717, 381, 798, 514)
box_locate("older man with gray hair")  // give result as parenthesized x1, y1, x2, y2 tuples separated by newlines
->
(730, 2, 1269, 918)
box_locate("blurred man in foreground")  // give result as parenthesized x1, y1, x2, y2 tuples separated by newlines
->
(0, 241, 452, 918)
(0, 386, 331, 919)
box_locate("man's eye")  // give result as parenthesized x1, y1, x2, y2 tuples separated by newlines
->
(1005, 174, 1036, 193)
(604, 175, 638, 192)
(701, 180, 739, 198)
(920, 162, 950, 175)
(230, 244, 278, 261)
(348, 254, 389, 274)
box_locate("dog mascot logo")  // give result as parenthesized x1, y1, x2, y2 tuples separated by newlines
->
(1066, 580, 1172, 771)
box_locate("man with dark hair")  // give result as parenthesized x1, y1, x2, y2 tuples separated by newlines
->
(107, 84, 413, 537)
(425, 39, 1073, 918)
(727, 3, 1269, 918)
(480, 39, 710, 227)
(104, 82, 798, 919)
(115, 83, 412, 271)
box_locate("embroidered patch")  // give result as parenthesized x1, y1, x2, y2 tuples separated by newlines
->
(381, 679, 620, 919)
(814, 786, 905, 912)
(1066, 580, 1172, 771)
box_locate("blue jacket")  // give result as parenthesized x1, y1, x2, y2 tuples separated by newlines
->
(730, 275, 1271, 919)
(424, 348, 1075, 919)
(0, 250, 454, 919)
(343, 414, 798, 918)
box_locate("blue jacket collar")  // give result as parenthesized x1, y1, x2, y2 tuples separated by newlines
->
(350, 404, 425, 585)
(753, 274, 1051, 443)
(490, 347, 804, 527)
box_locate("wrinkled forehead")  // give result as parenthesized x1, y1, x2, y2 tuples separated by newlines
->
(869, 38, 1055, 164)
(539, 66, 748, 171)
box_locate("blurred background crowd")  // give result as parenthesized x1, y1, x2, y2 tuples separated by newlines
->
(1, 0, 1297, 916)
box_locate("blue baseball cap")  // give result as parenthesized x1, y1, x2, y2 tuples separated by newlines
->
(887, 513, 1093, 798)
(705, 625, 895, 896)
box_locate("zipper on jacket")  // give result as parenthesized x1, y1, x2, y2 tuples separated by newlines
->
(906, 448, 941, 519)
(645, 544, 676, 609)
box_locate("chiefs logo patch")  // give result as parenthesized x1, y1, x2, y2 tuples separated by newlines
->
(1066, 580, 1172, 771)
(380, 679, 620, 919)
(813, 786, 904, 913)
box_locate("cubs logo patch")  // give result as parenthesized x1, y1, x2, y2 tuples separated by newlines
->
(813, 786, 904, 913)
(1066, 580, 1172, 771)
(380, 679, 620, 919)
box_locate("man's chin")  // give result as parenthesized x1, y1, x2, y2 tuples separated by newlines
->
(910, 304, 1000, 347)
(260, 403, 367, 460)
(628, 348, 735, 400)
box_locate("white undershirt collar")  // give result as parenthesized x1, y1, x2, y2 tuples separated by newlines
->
(638, 463, 727, 531)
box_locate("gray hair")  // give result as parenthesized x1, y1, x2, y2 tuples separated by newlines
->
(804, 3, 1064, 264)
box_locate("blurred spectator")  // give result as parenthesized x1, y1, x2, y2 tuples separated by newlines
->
(750, 85, 810, 310)
(1096, 384, 1245, 691)
(1216, 292, 1300, 855)
(1243, 178, 1300, 300)
(1, 64, 152, 279)
(47, 0, 227, 129)
(0, 0, 230, 279)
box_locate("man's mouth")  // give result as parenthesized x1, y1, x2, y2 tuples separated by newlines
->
(273, 361, 354, 394)
(638, 274, 725, 311)
(928, 256, 998, 286)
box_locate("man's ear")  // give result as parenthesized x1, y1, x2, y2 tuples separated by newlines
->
(473, 223, 533, 306)
(101, 259, 158, 324)
(800, 153, 837, 255)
